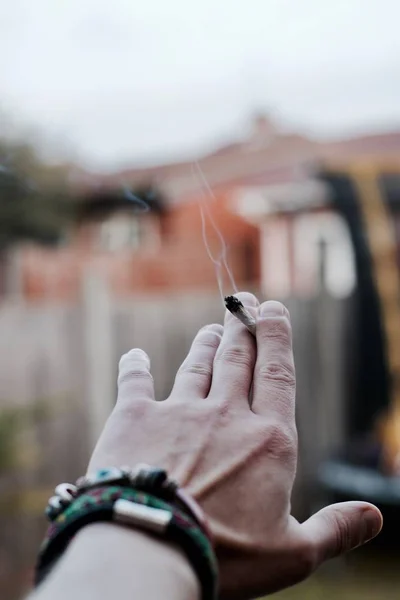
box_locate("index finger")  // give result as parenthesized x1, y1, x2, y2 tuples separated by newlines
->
(252, 301, 295, 423)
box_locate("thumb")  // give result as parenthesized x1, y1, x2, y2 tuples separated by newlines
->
(301, 501, 383, 565)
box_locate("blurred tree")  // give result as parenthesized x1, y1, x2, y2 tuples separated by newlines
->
(0, 139, 73, 296)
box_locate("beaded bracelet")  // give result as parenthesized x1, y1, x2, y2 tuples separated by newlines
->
(46, 465, 212, 542)
(36, 469, 218, 600)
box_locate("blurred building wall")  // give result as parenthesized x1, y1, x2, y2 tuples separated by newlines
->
(19, 190, 260, 301)
(7, 115, 400, 304)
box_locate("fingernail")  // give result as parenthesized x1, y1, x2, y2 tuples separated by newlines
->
(120, 348, 150, 369)
(362, 509, 382, 543)
(201, 324, 223, 336)
(127, 348, 148, 358)
(260, 301, 285, 318)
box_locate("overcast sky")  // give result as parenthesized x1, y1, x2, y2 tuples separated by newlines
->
(0, 0, 399, 169)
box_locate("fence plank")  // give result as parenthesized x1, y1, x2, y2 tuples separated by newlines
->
(0, 290, 353, 599)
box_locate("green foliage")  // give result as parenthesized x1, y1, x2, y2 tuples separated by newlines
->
(0, 399, 50, 472)
(0, 140, 73, 250)
(0, 409, 20, 471)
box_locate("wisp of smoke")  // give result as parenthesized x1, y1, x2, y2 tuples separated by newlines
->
(192, 161, 238, 303)
(122, 185, 151, 212)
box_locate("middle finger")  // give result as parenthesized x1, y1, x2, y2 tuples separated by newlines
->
(208, 292, 258, 408)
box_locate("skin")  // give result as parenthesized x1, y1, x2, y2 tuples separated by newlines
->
(30, 293, 383, 600)
(31, 524, 199, 600)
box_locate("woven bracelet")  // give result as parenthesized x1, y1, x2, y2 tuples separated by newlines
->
(36, 486, 218, 600)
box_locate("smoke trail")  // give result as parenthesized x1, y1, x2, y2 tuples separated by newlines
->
(122, 185, 151, 212)
(198, 200, 225, 300)
(192, 161, 238, 302)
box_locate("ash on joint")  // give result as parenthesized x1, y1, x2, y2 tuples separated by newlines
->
(224, 295, 243, 313)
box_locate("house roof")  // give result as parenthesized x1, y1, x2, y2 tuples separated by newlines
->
(74, 117, 400, 206)
(320, 130, 400, 162)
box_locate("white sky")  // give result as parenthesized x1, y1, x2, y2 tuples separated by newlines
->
(0, 0, 399, 169)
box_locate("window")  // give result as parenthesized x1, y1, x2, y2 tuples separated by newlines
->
(98, 214, 144, 252)
(293, 212, 356, 298)
(261, 212, 356, 299)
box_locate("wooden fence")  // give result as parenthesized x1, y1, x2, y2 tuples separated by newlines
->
(0, 278, 353, 599)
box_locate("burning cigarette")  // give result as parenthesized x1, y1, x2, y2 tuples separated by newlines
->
(224, 295, 256, 336)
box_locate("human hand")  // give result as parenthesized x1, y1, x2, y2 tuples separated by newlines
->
(88, 292, 382, 599)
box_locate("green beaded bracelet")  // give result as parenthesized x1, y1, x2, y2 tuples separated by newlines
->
(36, 486, 218, 600)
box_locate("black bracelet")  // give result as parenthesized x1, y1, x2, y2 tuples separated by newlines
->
(36, 469, 218, 600)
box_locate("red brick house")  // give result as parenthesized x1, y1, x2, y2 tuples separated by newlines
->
(15, 116, 400, 302)
(21, 187, 260, 300)
(17, 115, 304, 301)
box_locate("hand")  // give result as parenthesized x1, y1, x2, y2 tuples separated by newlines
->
(88, 292, 383, 599)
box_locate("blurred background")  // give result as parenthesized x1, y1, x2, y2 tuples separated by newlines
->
(1, 1, 400, 598)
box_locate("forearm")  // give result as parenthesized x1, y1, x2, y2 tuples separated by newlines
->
(29, 523, 200, 600)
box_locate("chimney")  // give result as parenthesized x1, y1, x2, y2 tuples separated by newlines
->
(249, 113, 279, 148)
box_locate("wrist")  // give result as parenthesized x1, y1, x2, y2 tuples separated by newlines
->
(34, 523, 200, 600)
(38, 471, 217, 599)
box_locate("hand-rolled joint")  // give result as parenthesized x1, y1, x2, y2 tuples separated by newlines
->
(224, 296, 256, 336)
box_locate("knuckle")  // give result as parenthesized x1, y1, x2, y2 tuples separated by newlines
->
(217, 345, 253, 368)
(260, 318, 292, 346)
(196, 331, 222, 349)
(331, 509, 355, 553)
(201, 323, 224, 335)
(258, 361, 296, 389)
(216, 398, 233, 420)
(179, 362, 213, 378)
(118, 367, 153, 387)
(263, 423, 297, 461)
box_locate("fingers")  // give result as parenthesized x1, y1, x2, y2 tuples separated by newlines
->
(300, 502, 383, 568)
(252, 301, 295, 424)
(117, 348, 155, 403)
(209, 292, 258, 407)
(170, 324, 223, 399)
